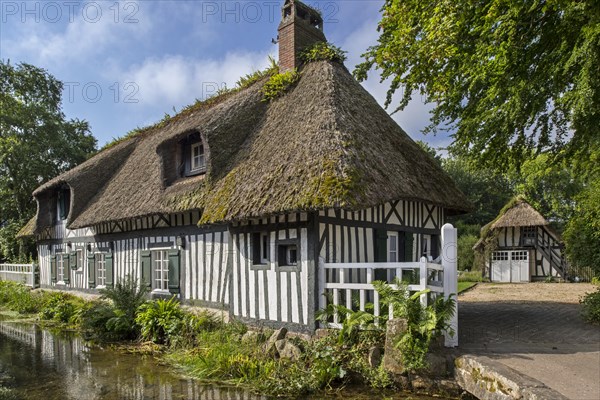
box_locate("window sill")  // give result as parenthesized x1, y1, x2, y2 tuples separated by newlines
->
(251, 263, 271, 271)
(276, 264, 301, 272)
(185, 168, 207, 177)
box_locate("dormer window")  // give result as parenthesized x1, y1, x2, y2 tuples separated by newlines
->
(191, 143, 205, 172)
(180, 132, 206, 177)
(56, 188, 70, 221)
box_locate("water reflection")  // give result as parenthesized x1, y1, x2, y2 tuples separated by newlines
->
(0, 321, 446, 400)
(0, 321, 268, 400)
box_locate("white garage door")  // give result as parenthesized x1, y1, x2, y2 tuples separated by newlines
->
(491, 250, 530, 282)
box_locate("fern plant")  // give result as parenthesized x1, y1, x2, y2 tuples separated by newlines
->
(136, 296, 184, 345)
(372, 278, 456, 371)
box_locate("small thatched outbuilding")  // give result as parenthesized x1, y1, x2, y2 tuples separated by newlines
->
(21, 0, 469, 332)
(474, 197, 567, 282)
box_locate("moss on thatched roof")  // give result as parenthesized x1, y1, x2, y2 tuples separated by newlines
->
(30, 60, 470, 232)
(16, 216, 36, 238)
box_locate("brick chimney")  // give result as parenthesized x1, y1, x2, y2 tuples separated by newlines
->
(278, 0, 326, 72)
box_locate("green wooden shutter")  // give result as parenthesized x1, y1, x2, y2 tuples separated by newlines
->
(50, 256, 57, 284)
(431, 235, 439, 259)
(140, 250, 152, 287)
(105, 253, 114, 288)
(69, 252, 77, 270)
(63, 253, 70, 284)
(374, 230, 388, 262)
(88, 253, 96, 288)
(168, 250, 180, 294)
(404, 233, 414, 262)
(373, 230, 388, 281)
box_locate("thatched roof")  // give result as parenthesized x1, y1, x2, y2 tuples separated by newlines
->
(473, 196, 557, 251)
(490, 197, 549, 229)
(29, 60, 470, 234)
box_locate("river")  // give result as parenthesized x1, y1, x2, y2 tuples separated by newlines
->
(0, 318, 446, 400)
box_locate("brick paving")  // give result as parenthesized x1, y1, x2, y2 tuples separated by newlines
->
(457, 283, 600, 399)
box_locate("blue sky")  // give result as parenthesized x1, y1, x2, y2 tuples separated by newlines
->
(1, 0, 449, 149)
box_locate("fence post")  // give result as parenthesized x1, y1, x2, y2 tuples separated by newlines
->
(442, 223, 458, 347)
(419, 256, 428, 307)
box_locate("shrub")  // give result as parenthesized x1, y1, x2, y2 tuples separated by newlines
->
(300, 42, 347, 64)
(38, 292, 85, 324)
(457, 234, 479, 271)
(581, 287, 600, 323)
(95, 275, 148, 340)
(0, 281, 45, 314)
(170, 310, 221, 348)
(136, 296, 184, 345)
(261, 70, 300, 101)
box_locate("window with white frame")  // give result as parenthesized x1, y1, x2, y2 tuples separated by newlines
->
(96, 253, 107, 287)
(77, 249, 84, 270)
(190, 143, 205, 172)
(57, 254, 65, 282)
(153, 250, 169, 291)
(387, 232, 398, 262)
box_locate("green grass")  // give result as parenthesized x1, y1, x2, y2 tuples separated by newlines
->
(458, 281, 477, 294)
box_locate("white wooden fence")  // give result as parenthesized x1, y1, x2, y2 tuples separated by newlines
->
(0, 263, 37, 288)
(318, 223, 458, 347)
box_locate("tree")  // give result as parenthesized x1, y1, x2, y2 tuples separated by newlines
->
(563, 177, 600, 277)
(0, 60, 96, 261)
(442, 157, 514, 226)
(355, 0, 600, 169)
(510, 153, 583, 229)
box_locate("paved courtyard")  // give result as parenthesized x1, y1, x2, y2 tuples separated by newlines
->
(458, 283, 600, 400)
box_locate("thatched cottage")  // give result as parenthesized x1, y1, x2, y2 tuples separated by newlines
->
(474, 197, 567, 283)
(20, 0, 469, 332)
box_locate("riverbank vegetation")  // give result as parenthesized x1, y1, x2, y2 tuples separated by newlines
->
(0, 279, 456, 397)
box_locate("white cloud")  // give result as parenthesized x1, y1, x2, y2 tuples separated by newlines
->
(3, 0, 151, 68)
(118, 50, 274, 108)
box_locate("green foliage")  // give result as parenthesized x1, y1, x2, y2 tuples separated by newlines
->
(580, 287, 600, 324)
(0, 385, 20, 400)
(0, 280, 45, 313)
(300, 42, 347, 64)
(372, 279, 455, 371)
(510, 153, 583, 228)
(100, 275, 148, 326)
(443, 157, 514, 225)
(458, 270, 486, 283)
(236, 56, 279, 88)
(457, 234, 478, 271)
(0, 60, 96, 261)
(355, 0, 600, 170)
(564, 178, 600, 277)
(261, 69, 300, 101)
(38, 292, 86, 324)
(316, 302, 381, 345)
(136, 296, 185, 345)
